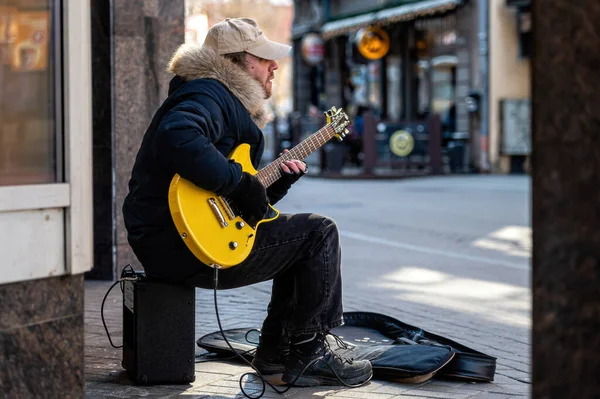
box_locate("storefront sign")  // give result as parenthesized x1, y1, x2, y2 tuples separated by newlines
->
(389, 130, 415, 157)
(0, 6, 17, 65)
(300, 33, 325, 65)
(355, 26, 389, 60)
(376, 122, 427, 161)
(11, 11, 49, 72)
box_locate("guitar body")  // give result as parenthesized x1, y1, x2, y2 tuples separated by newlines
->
(168, 106, 349, 269)
(168, 144, 279, 268)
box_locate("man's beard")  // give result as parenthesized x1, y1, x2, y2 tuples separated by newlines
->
(255, 76, 273, 99)
(262, 80, 272, 99)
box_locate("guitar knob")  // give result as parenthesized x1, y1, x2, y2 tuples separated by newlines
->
(236, 221, 245, 229)
(229, 241, 238, 250)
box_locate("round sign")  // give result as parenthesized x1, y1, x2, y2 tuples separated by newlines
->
(301, 33, 325, 65)
(355, 26, 390, 60)
(389, 130, 414, 157)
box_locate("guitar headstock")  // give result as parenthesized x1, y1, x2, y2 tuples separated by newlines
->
(324, 106, 350, 142)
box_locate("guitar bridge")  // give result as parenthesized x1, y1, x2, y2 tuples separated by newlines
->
(217, 196, 236, 220)
(208, 198, 228, 228)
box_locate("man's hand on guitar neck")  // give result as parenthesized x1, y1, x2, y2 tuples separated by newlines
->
(267, 150, 307, 205)
(280, 149, 307, 175)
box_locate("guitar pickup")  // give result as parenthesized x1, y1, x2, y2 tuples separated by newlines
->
(208, 198, 228, 228)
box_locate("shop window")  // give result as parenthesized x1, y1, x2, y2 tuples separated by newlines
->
(350, 64, 368, 107)
(0, 0, 60, 186)
(431, 66, 455, 115)
(416, 61, 429, 118)
(367, 60, 382, 115)
(517, 8, 531, 59)
(296, 0, 320, 23)
(386, 55, 402, 121)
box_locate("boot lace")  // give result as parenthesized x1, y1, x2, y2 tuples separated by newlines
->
(324, 332, 355, 365)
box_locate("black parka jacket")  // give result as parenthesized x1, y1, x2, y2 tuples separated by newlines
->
(122, 45, 269, 280)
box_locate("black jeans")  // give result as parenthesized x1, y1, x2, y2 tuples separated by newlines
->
(185, 213, 344, 336)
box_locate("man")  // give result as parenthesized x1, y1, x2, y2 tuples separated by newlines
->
(122, 18, 372, 387)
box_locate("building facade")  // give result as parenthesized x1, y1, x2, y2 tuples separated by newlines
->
(490, 0, 531, 173)
(0, 0, 92, 396)
(0, 1, 185, 396)
(291, 0, 531, 174)
(292, 0, 478, 173)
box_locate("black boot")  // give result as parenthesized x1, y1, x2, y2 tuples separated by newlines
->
(251, 332, 288, 378)
(282, 332, 373, 387)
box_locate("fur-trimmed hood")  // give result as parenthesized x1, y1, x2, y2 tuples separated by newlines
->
(167, 44, 269, 128)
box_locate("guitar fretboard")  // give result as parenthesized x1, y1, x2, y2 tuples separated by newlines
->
(256, 124, 335, 188)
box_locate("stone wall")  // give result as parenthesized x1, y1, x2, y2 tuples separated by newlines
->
(0, 276, 84, 398)
(532, 1, 600, 397)
(114, 0, 185, 276)
(89, 0, 185, 279)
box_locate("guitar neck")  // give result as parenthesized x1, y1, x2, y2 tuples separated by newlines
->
(256, 124, 335, 188)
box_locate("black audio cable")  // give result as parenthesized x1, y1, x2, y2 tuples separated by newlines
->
(101, 264, 137, 349)
(100, 264, 371, 397)
(210, 266, 372, 399)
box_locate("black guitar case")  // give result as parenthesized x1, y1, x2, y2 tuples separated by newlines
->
(339, 312, 496, 382)
(196, 311, 496, 383)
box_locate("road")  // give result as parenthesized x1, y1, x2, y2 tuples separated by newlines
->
(290, 175, 531, 333)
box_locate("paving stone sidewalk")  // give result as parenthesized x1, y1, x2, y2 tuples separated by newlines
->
(85, 176, 531, 398)
(85, 280, 530, 399)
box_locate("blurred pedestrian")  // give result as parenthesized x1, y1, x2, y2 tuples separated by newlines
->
(346, 105, 368, 166)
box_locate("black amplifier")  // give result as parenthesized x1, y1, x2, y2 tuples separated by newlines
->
(121, 273, 196, 385)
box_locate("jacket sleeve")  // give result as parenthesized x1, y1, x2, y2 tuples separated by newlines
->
(155, 95, 242, 195)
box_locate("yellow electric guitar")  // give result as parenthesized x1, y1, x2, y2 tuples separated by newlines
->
(168, 106, 350, 268)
